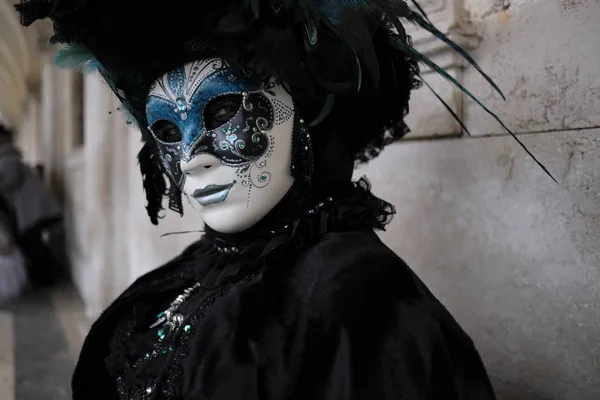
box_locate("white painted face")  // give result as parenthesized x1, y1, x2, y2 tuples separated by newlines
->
(146, 59, 296, 233)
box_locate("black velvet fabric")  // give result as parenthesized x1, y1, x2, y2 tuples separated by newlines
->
(72, 181, 497, 400)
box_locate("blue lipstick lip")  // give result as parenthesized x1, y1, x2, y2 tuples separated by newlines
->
(192, 183, 234, 206)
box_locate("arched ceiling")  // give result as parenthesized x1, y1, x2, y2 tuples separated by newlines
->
(0, 0, 51, 127)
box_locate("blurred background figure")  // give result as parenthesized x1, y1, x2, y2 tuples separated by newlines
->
(0, 123, 63, 288)
(0, 191, 27, 302)
(34, 164, 44, 180)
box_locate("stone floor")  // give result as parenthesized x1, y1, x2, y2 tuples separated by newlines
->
(0, 283, 90, 400)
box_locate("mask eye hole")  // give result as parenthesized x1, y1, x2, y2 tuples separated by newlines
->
(204, 94, 242, 131)
(150, 120, 182, 143)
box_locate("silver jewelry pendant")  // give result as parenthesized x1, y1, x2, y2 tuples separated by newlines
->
(149, 282, 203, 332)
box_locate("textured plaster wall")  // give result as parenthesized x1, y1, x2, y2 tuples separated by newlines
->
(462, 0, 600, 135)
(353, 0, 600, 398)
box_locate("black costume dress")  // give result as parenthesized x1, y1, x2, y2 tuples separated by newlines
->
(72, 180, 497, 400)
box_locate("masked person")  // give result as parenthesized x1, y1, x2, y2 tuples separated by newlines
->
(15, 0, 510, 398)
(0, 123, 63, 287)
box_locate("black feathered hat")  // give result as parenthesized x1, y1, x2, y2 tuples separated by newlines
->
(15, 0, 552, 224)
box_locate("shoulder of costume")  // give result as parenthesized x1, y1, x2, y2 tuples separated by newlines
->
(292, 230, 422, 303)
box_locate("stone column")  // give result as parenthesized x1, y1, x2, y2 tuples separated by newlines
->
(29, 96, 42, 165)
(40, 48, 76, 202)
(40, 51, 55, 184)
(53, 67, 76, 203)
(109, 100, 132, 302)
(19, 78, 42, 165)
(79, 73, 115, 317)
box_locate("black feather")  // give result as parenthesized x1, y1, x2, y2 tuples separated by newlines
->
(391, 38, 557, 182)
(409, 0, 432, 23)
(419, 75, 472, 137)
(406, 11, 506, 101)
(137, 142, 167, 225)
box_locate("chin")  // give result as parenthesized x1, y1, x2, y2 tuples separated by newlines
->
(202, 202, 263, 234)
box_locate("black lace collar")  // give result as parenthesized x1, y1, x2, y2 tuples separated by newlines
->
(203, 177, 391, 253)
(178, 177, 393, 286)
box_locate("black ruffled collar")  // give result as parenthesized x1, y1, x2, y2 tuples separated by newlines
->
(168, 177, 392, 292)
(195, 177, 394, 280)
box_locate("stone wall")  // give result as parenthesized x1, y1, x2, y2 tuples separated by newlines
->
(354, 0, 600, 398)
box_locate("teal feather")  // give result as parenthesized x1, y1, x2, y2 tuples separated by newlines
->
(409, 0, 432, 23)
(308, 94, 335, 127)
(303, 18, 319, 51)
(406, 11, 506, 101)
(355, 53, 363, 92)
(250, 0, 261, 19)
(54, 43, 100, 73)
(414, 50, 556, 182)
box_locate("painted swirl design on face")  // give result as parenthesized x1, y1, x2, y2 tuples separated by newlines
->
(145, 60, 275, 186)
(209, 93, 273, 165)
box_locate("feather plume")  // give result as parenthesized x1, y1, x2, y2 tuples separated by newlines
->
(391, 37, 556, 182)
(54, 43, 100, 74)
(406, 11, 506, 100)
(138, 142, 167, 225)
(419, 75, 472, 136)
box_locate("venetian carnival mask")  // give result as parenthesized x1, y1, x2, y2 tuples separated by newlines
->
(146, 58, 298, 233)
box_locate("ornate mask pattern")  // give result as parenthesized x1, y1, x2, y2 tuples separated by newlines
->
(146, 59, 298, 233)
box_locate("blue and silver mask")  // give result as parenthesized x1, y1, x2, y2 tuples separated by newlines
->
(146, 58, 299, 233)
